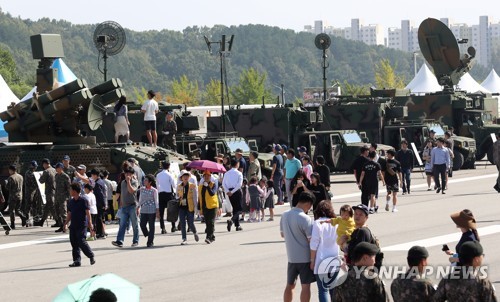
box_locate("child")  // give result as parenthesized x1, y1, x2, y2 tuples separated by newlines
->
(241, 178, 249, 222)
(322, 204, 355, 251)
(259, 178, 267, 221)
(247, 177, 264, 222)
(83, 184, 97, 241)
(264, 179, 275, 221)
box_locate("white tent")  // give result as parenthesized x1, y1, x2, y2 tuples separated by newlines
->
(481, 69, 500, 93)
(20, 58, 78, 102)
(0, 74, 20, 112)
(405, 64, 442, 94)
(456, 73, 490, 93)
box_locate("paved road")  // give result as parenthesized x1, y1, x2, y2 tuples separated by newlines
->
(0, 162, 499, 301)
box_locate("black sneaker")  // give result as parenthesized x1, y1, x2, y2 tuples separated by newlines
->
(55, 227, 63, 233)
(374, 206, 379, 213)
(69, 262, 81, 267)
(161, 229, 167, 234)
(436, 187, 441, 193)
(205, 238, 211, 244)
(227, 220, 233, 232)
(442, 190, 446, 194)
(494, 184, 500, 192)
(111, 241, 123, 248)
(90, 258, 96, 265)
(171, 227, 177, 233)
(236, 226, 243, 231)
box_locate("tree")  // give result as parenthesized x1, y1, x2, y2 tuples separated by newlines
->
(166, 75, 199, 106)
(203, 79, 221, 105)
(0, 46, 31, 98)
(341, 80, 370, 96)
(374, 59, 406, 89)
(231, 67, 273, 105)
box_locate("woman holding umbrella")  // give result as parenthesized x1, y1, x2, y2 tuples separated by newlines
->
(198, 170, 218, 244)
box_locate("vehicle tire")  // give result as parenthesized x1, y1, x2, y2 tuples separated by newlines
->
(487, 146, 494, 165)
(452, 150, 464, 171)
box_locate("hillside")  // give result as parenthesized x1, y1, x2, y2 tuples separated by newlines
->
(0, 8, 491, 102)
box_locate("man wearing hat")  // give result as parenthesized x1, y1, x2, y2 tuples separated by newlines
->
(234, 148, 247, 175)
(62, 155, 76, 178)
(54, 163, 71, 233)
(162, 111, 177, 151)
(434, 241, 497, 301)
(6, 165, 27, 229)
(23, 160, 40, 226)
(297, 146, 308, 159)
(271, 144, 284, 205)
(391, 246, 435, 301)
(493, 132, 500, 192)
(431, 137, 451, 194)
(141, 90, 159, 147)
(334, 242, 387, 301)
(35, 159, 57, 227)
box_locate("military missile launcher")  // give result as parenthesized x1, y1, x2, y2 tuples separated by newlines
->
(394, 18, 500, 164)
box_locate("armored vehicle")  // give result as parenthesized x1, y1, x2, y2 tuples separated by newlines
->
(394, 18, 500, 164)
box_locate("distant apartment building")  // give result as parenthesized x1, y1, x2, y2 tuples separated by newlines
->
(305, 19, 384, 46)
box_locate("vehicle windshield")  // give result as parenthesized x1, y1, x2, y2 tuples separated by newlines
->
(342, 132, 362, 143)
(226, 140, 251, 153)
(429, 125, 445, 135)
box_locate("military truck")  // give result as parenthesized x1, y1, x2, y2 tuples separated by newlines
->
(394, 18, 500, 164)
(207, 106, 392, 172)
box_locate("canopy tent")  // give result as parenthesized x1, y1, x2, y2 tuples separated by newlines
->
(20, 58, 78, 102)
(405, 64, 442, 94)
(0, 74, 20, 112)
(456, 73, 490, 93)
(481, 69, 500, 93)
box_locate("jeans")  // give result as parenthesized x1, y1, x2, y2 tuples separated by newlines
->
(140, 213, 156, 245)
(116, 204, 139, 244)
(203, 208, 216, 241)
(401, 168, 412, 193)
(433, 164, 447, 190)
(273, 174, 283, 203)
(179, 208, 197, 240)
(70, 227, 94, 263)
(285, 178, 293, 207)
(159, 192, 174, 230)
(315, 274, 334, 302)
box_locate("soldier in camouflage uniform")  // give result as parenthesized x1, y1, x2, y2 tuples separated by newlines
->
(35, 158, 57, 227)
(54, 162, 71, 233)
(23, 160, 42, 225)
(162, 111, 177, 151)
(391, 246, 435, 302)
(6, 165, 27, 229)
(62, 155, 76, 179)
(335, 242, 388, 302)
(433, 241, 497, 302)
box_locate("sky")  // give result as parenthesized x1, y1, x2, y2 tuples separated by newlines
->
(0, 0, 498, 34)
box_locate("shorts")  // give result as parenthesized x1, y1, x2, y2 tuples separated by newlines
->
(361, 184, 377, 195)
(144, 120, 156, 131)
(287, 262, 316, 285)
(386, 183, 399, 193)
(425, 171, 433, 176)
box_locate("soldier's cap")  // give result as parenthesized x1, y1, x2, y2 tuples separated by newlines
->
(353, 242, 379, 258)
(407, 246, 429, 260)
(429, 129, 436, 133)
(274, 144, 282, 151)
(352, 204, 369, 216)
(90, 168, 100, 175)
(77, 164, 86, 171)
(167, 111, 173, 116)
(63, 155, 70, 161)
(450, 210, 476, 229)
(42, 158, 50, 164)
(297, 146, 307, 152)
(459, 241, 483, 262)
(30, 160, 38, 168)
(281, 144, 288, 151)
(235, 148, 243, 154)
(55, 162, 64, 169)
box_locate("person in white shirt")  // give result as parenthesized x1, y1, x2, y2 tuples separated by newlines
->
(84, 183, 97, 240)
(156, 161, 177, 234)
(222, 159, 243, 232)
(141, 90, 159, 147)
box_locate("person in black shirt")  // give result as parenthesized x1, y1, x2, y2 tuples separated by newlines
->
(290, 169, 310, 207)
(314, 155, 331, 196)
(359, 151, 384, 213)
(382, 149, 402, 213)
(396, 140, 414, 194)
(63, 183, 95, 267)
(306, 173, 328, 209)
(351, 146, 370, 203)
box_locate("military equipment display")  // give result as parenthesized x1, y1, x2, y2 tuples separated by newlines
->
(394, 18, 500, 164)
(0, 33, 189, 178)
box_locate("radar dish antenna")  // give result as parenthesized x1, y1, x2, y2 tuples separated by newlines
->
(418, 18, 475, 92)
(87, 96, 105, 131)
(315, 33, 331, 104)
(93, 21, 126, 82)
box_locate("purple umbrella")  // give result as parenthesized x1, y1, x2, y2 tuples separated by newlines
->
(187, 160, 226, 173)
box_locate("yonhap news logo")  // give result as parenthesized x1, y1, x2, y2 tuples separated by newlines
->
(317, 256, 348, 289)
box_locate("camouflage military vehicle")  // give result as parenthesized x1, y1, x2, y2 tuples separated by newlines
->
(394, 18, 500, 164)
(0, 34, 189, 179)
(207, 106, 392, 172)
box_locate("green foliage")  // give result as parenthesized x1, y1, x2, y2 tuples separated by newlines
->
(231, 67, 273, 105)
(203, 79, 221, 106)
(374, 59, 406, 89)
(341, 80, 370, 96)
(132, 87, 148, 104)
(0, 45, 31, 98)
(166, 75, 199, 106)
